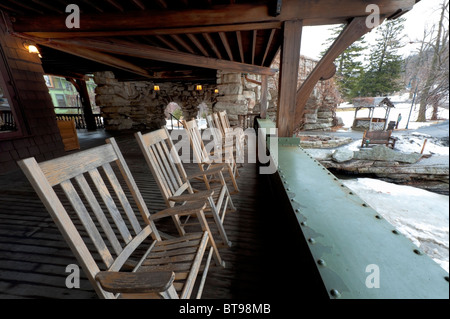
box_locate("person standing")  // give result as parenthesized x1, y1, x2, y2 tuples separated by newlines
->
(396, 113, 402, 129)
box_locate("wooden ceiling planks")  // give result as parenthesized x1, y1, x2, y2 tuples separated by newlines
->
(2, 0, 417, 83)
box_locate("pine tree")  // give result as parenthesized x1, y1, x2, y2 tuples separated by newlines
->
(356, 18, 406, 97)
(321, 25, 367, 101)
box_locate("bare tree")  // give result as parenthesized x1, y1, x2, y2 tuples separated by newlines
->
(415, 0, 449, 122)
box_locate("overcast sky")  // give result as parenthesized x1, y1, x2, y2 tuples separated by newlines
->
(300, 0, 445, 60)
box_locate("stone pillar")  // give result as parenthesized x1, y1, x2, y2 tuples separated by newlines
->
(214, 71, 248, 127)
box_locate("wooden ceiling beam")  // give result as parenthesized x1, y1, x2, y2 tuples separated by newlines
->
(236, 31, 245, 63)
(202, 33, 222, 59)
(252, 30, 257, 65)
(219, 32, 234, 61)
(170, 34, 196, 54)
(106, 0, 125, 12)
(13, 34, 151, 78)
(261, 29, 276, 66)
(31, 0, 63, 14)
(36, 36, 277, 75)
(7, 0, 44, 15)
(155, 35, 179, 51)
(154, 0, 168, 9)
(21, 22, 282, 39)
(131, 0, 146, 10)
(80, 0, 104, 13)
(11, 0, 416, 33)
(0, 3, 25, 16)
(187, 34, 210, 57)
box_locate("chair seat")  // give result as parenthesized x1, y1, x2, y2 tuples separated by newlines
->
(139, 232, 210, 298)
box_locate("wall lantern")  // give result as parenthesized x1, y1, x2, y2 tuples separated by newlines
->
(153, 85, 160, 91)
(24, 43, 42, 58)
(214, 89, 219, 94)
(196, 85, 203, 91)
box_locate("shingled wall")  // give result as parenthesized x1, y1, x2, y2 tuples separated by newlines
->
(0, 22, 65, 174)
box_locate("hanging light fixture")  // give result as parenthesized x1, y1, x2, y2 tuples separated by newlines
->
(196, 84, 203, 91)
(23, 43, 41, 58)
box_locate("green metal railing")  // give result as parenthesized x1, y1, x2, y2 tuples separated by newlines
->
(257, 118, 449, 299)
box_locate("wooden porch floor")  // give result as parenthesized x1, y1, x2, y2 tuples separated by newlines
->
(0, 129, 301, 299)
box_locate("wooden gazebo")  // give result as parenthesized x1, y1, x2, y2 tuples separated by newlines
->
(352, 97, 396, 131)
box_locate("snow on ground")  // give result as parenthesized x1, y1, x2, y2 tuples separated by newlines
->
(336, 94, 449, 131)
(327, 95, 449, 273)
(342, 178, 449, 273)
(166, 118, 207, 130)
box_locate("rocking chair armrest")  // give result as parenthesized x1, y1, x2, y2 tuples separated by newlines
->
(168, 189, 214, 202)
(186, 164, 225, 179)
(150, 201, 207, 220)
(96, 271, 175, 294)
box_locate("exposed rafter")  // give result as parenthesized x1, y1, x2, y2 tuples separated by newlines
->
(17, 35, 277, 76)
(10, 0, 416, 33)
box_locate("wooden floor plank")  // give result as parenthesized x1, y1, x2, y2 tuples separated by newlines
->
(0, 130, 285, 299)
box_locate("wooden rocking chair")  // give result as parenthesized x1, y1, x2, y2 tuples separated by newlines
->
(217, 111, 245, 164)
(206, 113, 242, 165)
(183, 118, 240, 194)
(18, 138, 223, 299)
(135, 127, 232, 248)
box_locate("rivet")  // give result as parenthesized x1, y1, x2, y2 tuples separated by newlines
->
(295, 209, 300, 213)
(392, 230, 399, 235)
(330, 289, 341, 298)
(362, 203, 368, 207)
(341, 184, 345, 187)
(300, 222, 307, 226)
(349, 192, 354, 195)
(375, 215, 382, 219)
(334, 178, 338, 181)
(413, 249, 423, 255)
(445, 276, 449, 282)
(317, 259, 326, 266)
(308, 238, 316, 244)
(286, 188, 290, 191)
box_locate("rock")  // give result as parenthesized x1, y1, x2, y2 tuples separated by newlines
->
(353, 145, 422, 164)
(303, 123, 330, 130)
(336, 117, 345, 126)
(332, 149, 354, 162)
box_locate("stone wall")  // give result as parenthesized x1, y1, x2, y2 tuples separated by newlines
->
(268, 54, 341, 132)
(93, 70, 270, 131)
(93, 55, 339, 133)
(213, 71, 266, 126)
(93, 71, 216, 131)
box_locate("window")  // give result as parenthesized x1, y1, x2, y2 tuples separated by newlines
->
(44, 75, 53, 88)
(0, 55, 20, 135)
(55, 94, 67, 107)
(0, 85, 17, 132)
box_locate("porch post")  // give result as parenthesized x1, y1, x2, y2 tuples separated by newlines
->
(260, 74, 268, 119)
(75, 78, 97, 131)
(276, 19, 303, 137)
